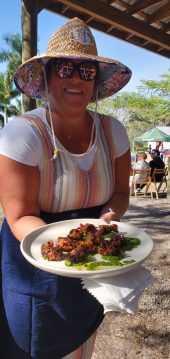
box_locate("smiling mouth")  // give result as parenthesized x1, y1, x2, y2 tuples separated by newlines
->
(64, 89, 83, 95)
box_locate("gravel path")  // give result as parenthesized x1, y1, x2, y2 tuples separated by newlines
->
(0, 196, 169, 359)
(92, 196, 170, 359)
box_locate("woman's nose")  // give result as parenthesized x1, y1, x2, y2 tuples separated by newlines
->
(70, 67, 81, 80)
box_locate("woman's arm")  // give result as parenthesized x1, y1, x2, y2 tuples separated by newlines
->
(100, 148, 131, 222)
(0, 155, 46, 242)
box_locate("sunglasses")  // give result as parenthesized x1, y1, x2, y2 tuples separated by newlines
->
(53, 59, 98, 81)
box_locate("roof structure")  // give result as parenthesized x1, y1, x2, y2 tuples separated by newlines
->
(36, 0, 170, 58)
(134, 127, 170, 142)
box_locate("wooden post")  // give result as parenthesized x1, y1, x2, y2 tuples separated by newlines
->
(21, 0, 38, 112)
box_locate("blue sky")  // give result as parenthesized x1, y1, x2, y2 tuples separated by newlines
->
(0, 0, 169, 93)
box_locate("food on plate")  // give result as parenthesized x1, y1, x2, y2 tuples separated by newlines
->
(41, 223, 141, 270)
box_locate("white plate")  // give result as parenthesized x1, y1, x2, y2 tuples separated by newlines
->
(20, 218, 153, 279)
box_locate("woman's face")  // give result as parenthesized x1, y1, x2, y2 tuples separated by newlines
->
(47, 59, 97, 115)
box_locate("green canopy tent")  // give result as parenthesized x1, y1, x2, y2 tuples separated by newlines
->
(134, 127, 170, 142)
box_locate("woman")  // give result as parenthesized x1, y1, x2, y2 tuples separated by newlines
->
(134, 152, 149, 176)
(0, 18, 131, 359)
(131, 152, 149, 192)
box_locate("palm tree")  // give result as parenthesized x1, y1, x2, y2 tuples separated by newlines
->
(0, 72, 21, 125)
(0, 33, 22, 123)
(0, 33, 22, 80)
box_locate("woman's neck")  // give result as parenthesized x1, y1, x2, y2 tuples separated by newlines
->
(46, 107, 95, 154)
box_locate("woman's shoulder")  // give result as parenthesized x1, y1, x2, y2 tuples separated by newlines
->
(100, 113, 128, 136)
(96, 112, 130, 158)
(89, 110, 126, 132)
(0, 109, 43, 139)
(97, 112, 124, 127)
(18, 106, 46, 123)
(0, 116, 33, 135)
(0, 108, 45, 165)
(1, 107, 46, 130)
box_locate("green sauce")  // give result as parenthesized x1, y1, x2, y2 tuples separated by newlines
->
(85, 259, 122, 271)
(64, 236, 141, 271)
(65, 255, 136, 271)
(123, 237, 141, 250)
(103, 231, 117, 238)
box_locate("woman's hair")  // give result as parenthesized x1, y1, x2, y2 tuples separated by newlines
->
(137, 151, 147, 160)
(39, 60, 52, 94)
(45, 59, 53, 82)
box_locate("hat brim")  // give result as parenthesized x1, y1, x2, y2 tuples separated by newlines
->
(14, 52, 132, 102)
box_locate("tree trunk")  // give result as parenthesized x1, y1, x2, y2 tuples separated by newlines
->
(21, 0, 38, 112)
(4, 106, 8, 126)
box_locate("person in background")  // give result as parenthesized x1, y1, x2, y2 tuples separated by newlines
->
(0, 18, 131, 359)
(132, 151, 149, 192)
(158, 144, 164, 160)
(149, 148, 165, 181)
(134, 151, 149, 171)
(147, 144, 152, 154)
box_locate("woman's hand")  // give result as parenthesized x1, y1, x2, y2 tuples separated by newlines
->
(100, 208, 120, 223)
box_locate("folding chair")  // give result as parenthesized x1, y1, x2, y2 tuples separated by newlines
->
(130, 168, 153, 198)
(151, 167, 168, 199)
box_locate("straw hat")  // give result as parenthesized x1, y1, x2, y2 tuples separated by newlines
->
(14, 17, 132, 102)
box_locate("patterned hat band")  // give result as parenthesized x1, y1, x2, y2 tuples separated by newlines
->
(14, 17, 132, 102)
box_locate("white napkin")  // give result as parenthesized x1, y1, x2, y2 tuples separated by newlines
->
(82, 266, 154, 314)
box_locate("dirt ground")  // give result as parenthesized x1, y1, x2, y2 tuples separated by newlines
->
(92, 195, 170, 359)
(0, 194, 169, 359)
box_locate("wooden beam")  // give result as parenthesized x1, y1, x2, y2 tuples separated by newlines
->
(51, 0, 170, 49)
(113, 0, 148, 20)
(61, 6, 71, 14)
(37, 0, 51, 13)
(163, 22, 170, 32)
(146, 3, 170, 23)
(45, 2, 88, 21)
(126, 0, 165, 15)
(112, 0, 129, 9)
(100, 0, 113, 4)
